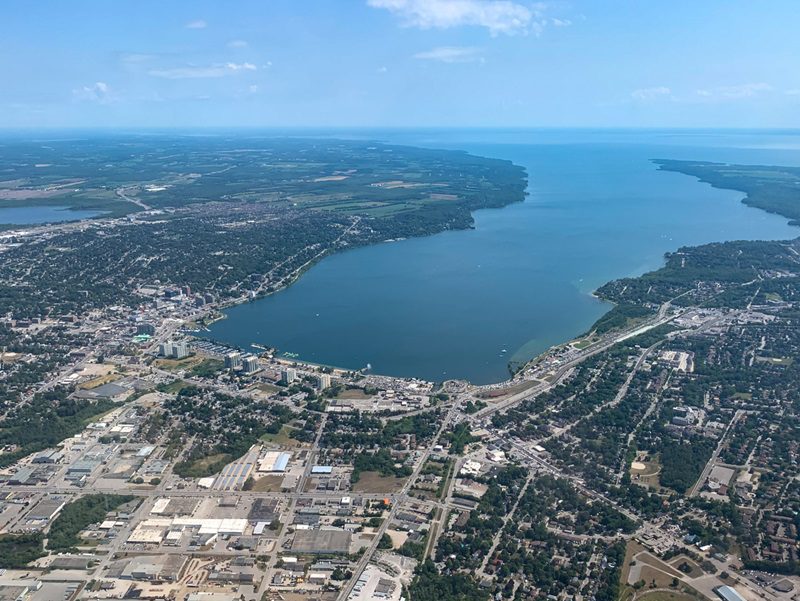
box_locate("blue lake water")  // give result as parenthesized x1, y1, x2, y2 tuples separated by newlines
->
(0, 205, 105, 225)
(207, 130, 800, 384)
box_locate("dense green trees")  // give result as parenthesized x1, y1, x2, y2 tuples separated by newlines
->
(408, 560, 488, 601)
(0, 387, 117, 468)
(655, 160, 800, 225)
(48, 494, 136, 552)
(352, 449, 412, 483)
(168, 386, 304, 478)
(0, 532, 46, 568)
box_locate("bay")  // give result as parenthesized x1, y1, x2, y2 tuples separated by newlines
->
(207, 129, 800, 384)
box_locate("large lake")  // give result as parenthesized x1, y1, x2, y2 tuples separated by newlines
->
(0, 205, 105, 225)
(207, 130, 800, 384)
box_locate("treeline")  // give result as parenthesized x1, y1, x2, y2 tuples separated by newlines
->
(655, 159, 800, 224)
(408, 560, 488, 601)
(322, 410, 441, 450)
(0, 532, 46, 568)
(351, 448, 412, 483)
(48, 494, 136, 551)
(0, 388, 117, 468)
(591, 303, 654, 335)
(168, 386, 301, 478)
(742, 559, 800, 575)
(657, 438, 716, 494)
(594, 237, 799, 324)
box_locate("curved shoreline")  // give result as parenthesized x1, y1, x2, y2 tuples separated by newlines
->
(205, 156, 799, 387)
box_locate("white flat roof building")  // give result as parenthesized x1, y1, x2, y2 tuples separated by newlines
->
(258, 451, 291, 473)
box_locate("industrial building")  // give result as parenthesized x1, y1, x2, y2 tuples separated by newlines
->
(66, 459, 100, 481)
(258, 451, 291, 473)
(8, 467, 35, 485)
(32, 449, 64, 464)
(291, 528, 352, 555)
(74, 382, 132, 402)
(248, 498, 280, 523)
(121, 555, 187, 582)
(715, 586, 746, 601)
(0, 579, 42, 601)
(25, 496, 67, 523)
(128, 517, 249, 545)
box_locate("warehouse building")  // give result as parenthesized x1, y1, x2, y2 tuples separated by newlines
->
(258, 451, 291, 473)
(715, 586, 746, 601)
(121, 556, 187, 582)
(25, 495, 67, 523)
(291, 528, 352, 555)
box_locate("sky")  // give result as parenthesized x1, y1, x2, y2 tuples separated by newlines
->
(2, 0, 799, 128)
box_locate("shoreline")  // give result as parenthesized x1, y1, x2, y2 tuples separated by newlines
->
(202, 159, 800, 387)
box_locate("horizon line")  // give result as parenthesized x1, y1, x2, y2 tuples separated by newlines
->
(1, 125, 800, 133)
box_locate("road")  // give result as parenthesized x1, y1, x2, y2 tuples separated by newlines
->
(258, 413, 328, 599)
(472, 304, 680, 422)
(687, 409, 745, 498)
(477, 473, 533, 578)
(336, 403, 460, 601)
(541, 340, 664, 444)
(115, 186, 152, 211)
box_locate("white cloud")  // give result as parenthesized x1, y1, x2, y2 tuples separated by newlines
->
(414, 46, 484, 63)
(786, 89, 800, 96)
(148, 62, 257, 79)
(377, 65, 388, 73)
(185, 19, 207, 29)
(367, 0, 546, 36)
(695, 83, 772, 100)
(631, 86, 671, 101)
(228, 39, 248, 48)
(225, 62, 257, 71)
(718, 82, 772, 98)
(551, 18, 571, 27)
(73, 81, 115, 103)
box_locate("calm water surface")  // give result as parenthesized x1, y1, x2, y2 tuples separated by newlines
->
(207, 130, 800, 384)
(0, 205, 104, 225)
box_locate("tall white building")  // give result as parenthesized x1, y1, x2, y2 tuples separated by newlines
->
(172, 341, 188, 360)
(225, 352, 242, 370)
(242, 356, 260, 374)
(159, 340, 189, 359)
(281, 367, 297, 385)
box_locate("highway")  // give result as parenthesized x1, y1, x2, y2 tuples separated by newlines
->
(472, 302, 680, 422)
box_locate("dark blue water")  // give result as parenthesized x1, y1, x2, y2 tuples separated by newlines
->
(0, 205, 105, 225)
(207, 130, 800, 384)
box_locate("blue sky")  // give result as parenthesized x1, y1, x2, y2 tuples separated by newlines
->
(2, 0, 799, 128)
